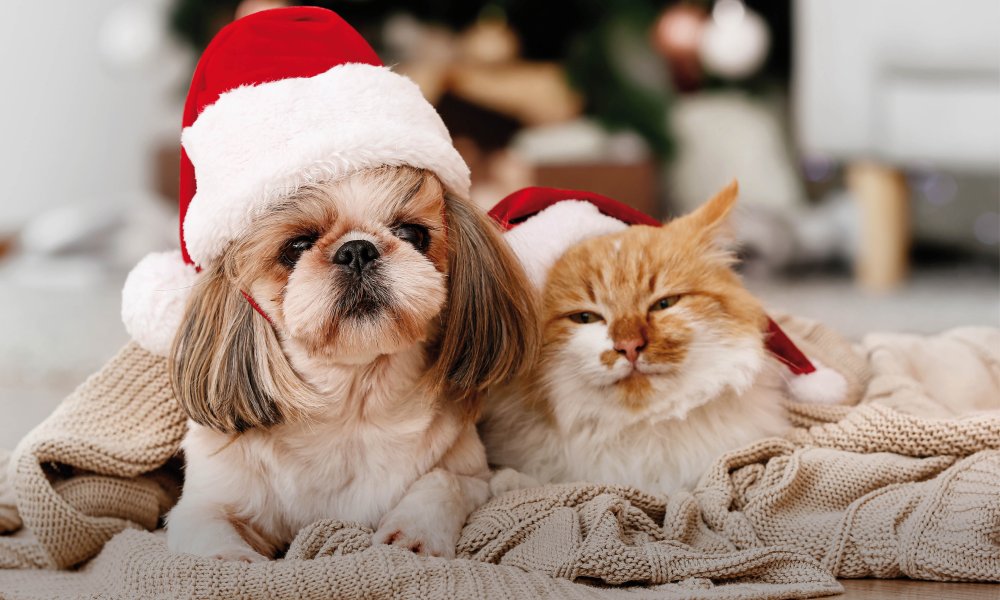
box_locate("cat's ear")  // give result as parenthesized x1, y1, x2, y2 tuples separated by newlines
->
(679, 180, 739, 251)
(690, 180, 739, 230)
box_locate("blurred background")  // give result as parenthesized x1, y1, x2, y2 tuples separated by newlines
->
(1, 0, 997, 447)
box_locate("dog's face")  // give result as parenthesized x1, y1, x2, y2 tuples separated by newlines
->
(235, 167, 449, 362)
(171, 166, 538, 434)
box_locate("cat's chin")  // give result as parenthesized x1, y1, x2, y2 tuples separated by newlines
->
(634, 363, 676, 377)
(608, 364, 675, 387)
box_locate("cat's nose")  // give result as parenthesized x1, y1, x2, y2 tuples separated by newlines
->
(614, 337, 646, 364)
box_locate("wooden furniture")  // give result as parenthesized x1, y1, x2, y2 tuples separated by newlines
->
(846, 162, 910, 290)
(535, 161, 659, 219)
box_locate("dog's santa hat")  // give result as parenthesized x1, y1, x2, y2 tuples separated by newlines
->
(489, 187, 847, 405)
(121, 7, 469, 357)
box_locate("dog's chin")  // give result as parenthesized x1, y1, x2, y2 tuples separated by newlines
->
(284, 301, 441, 365)
(328, 313, 435, 361)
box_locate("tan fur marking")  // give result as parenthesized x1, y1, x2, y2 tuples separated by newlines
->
(425, 191, 540, 417)
(227, 511, 280, 558)
(616, 373, 653, 411)
(608, 315, 646, 347)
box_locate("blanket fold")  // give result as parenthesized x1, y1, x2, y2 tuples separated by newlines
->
(2, 344, 184, 569)
(1, 318, 998, 599)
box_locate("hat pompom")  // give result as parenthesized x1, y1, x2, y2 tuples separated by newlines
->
(121, 251, 198, 357)
(787, 360, 848, 405)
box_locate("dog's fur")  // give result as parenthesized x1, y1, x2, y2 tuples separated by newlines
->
(165, 166, 537, 561)
(482, 183, 797, 495)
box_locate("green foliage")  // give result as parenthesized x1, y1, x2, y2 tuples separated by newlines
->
(169, 0, 239, 52)
(564, 5, 674, 157)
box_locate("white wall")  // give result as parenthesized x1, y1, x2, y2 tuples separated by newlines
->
(0, 0, 186, 230)
(0, 1, 188, 448)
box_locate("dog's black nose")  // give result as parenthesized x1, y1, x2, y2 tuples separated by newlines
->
(333, 239, 380, 273)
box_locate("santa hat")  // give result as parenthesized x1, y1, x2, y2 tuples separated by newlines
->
(488, 187, 847, 405)
(122, 7, 469, 356)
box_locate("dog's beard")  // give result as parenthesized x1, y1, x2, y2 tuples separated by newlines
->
(335, 270, 392, 319)
(325, 273, 405, 360)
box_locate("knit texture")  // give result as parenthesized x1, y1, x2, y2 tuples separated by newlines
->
(1, 319, 998, 599)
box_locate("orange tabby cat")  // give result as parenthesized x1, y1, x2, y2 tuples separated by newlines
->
(482, 183, 840, 495)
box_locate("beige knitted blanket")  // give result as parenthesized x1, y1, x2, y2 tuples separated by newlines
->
(1, 318, 998, 599)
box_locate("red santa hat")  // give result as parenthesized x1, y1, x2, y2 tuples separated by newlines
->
(121, 7, 469, 356)
(489, 187, 847, 405)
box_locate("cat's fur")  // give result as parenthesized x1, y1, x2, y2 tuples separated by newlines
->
(481, 183, 799, 495)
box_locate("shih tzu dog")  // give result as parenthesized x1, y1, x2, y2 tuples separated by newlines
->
(164, 166, 537, 561)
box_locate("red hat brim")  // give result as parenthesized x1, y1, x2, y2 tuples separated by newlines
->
(489, 187, 660, 231)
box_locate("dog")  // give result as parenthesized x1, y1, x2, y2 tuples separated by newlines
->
(164, 166, 537, 561)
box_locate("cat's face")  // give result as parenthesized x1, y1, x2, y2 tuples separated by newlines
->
(539, 183, 768, 424)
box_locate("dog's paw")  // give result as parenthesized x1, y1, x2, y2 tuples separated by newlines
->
(373, 518, 456, 558)
(166, 523, 269, 562)
(489, 468, 541, 496)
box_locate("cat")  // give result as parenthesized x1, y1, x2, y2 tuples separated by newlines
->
(481, 182, 838, 495)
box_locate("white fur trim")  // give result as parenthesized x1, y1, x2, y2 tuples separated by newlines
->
(504, 201, 629, 288)
(121, 251, 199, 357)
(787, 361, 848, 405)
(182, 63, 469, 268)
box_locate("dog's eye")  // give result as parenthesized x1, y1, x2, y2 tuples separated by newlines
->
(650, 295, 681, 312)
(279, 234, 318, 267)
(568, 311, 604, 324)
(393, 223, 430, 252)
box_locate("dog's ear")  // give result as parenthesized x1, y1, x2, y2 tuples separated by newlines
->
(169, 263, 312, 434)
(429, 193, 540, 410)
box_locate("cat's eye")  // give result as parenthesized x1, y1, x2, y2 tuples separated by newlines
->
(393, 223, 430, 253)
(650, 295, 681, 312)
(568, 312, 604, 324)
(279, 234, 318, 267)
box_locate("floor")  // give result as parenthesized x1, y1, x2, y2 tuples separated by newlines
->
(836, 579, 999, 599)
(0, 277, 128, 449)
(746, 267, 999, 340)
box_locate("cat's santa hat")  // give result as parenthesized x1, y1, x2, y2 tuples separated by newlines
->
(120, 7, 469, 356)
(489, 187, 847, 405)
